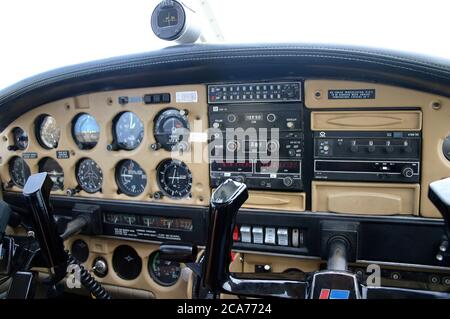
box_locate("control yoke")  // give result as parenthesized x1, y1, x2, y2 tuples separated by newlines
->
(167, 178, 450, 299)
(23, 172, 67, 282)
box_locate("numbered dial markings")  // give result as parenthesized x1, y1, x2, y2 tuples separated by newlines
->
(154, 109, 189, 151)
(115, 160, 147, 196)
(148, 251, 181, 286)
(8, 157, 31, 188)
(157, 159, 192, 199)
(76, 158, 103, 193)
(36, 115, 60, 149)
(114, 112, 144, 150)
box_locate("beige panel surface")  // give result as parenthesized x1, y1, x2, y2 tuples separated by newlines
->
(65, 235, 188, 299)
(0, 85, 210, 206)
(241, 253, 321, 273)
(311, 110, 422, 131)
(312, 181, 420, 216)
(306, 80, 450, 218)
(244, 191, 305, 211)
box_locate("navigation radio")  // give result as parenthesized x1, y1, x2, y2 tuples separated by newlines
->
(208, 82, 304, 191)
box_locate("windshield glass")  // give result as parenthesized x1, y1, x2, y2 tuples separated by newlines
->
(1, 0, 449, 89)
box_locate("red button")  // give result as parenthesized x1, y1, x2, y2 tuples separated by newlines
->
(233, 225, 239, 241)
(319, 289, 330, 299)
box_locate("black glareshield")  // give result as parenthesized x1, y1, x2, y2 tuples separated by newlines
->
(23, 172, 67, 280)
(202, 179, 248, 292)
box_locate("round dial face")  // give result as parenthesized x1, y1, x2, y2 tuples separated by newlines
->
(115, 160, 147, 196)
(38, 157, 64, 190)
(8, 157, 31, 188)
(157, 159, 192, 198)
(154, 109, 189, 151)
(73, 114, 100, 150)
(114, 112, 144, 150)
(148, 251, 181, 286)
(76, 158, 103, 193)
(151, 0, 186, 41)
(12, 127, 28, 150)
(36, 115, 60, 149)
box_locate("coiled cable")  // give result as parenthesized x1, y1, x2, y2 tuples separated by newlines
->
(67, 253, 111, 299)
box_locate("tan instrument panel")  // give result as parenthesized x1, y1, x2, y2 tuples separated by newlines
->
(0, 85, 211, 206)
(305, 79, 450, 218)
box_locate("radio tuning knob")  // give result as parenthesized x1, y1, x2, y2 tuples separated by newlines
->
(227, 114, 237, 123)
(401, 166, 414, 178)
(282, 176, 294, 187)
(267, 113, 277, 123)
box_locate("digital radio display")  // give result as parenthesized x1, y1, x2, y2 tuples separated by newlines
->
(104, 213, 193, 231)
(211, 160, 253, 172)
(256, 160, 301, 174)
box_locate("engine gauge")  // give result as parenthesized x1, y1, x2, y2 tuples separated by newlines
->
(157, 159, 192, 199)
(76, 158, 103, 193)
(72, 113, 100, 150)
(115, 159, 147, 196)
(113, 112, 144, 150)
(148, 250, 181, 286)
(38, 157, 64, 190)
(8, 156, 31, 188)
(35, 115, 60, 149)
(11, 127, 28, 150)
(153, 108, 189, 151)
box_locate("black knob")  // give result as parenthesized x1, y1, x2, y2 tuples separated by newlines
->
(402, 167, 414, 178)
(350, 145, 358, 153)
(368, 145, 376, 153)
(227, 114, 237, 123)
(282, 177, 294, 187)
(150, 143, 161, 151)
(234, 176, 245, 183)
(386, 145, 394, 153)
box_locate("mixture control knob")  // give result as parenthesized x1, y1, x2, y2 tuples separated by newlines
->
(402, 166, 414, 178)
(92, 257, 108, 277)
(282, 176, 294, 187)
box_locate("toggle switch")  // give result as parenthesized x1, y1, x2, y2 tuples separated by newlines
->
(240, 226, 252, 243)
(252, 227, 264, 244)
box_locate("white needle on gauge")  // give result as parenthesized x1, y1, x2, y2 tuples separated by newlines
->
(121, 174, 133, 178)
(169, 168, 179, 182)
(130, 114, 135, 129)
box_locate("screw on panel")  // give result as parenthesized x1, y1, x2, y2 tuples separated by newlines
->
(107, 97, 113, 105)
(432, 101, 442, 110)
(314, 90, 322, 99)
(65, 103, 71, 110)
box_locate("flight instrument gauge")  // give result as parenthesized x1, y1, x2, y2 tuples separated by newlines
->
(72, 113, 100, 150)
(148, 250, 181, 286)
(11, 127, 28, 150)
(35, 115, 61, 149)
(153, 108, 189, 151)
(8, 156, 31, 188)
(115, 159, 147, 196)
(113, 112, 144, 150)
(76, 158, 103, 193)
(38, 157, 64, 190)
(157, 159, 192, 199)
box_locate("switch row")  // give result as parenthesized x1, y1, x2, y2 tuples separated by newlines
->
(237, 225, 305, 248)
